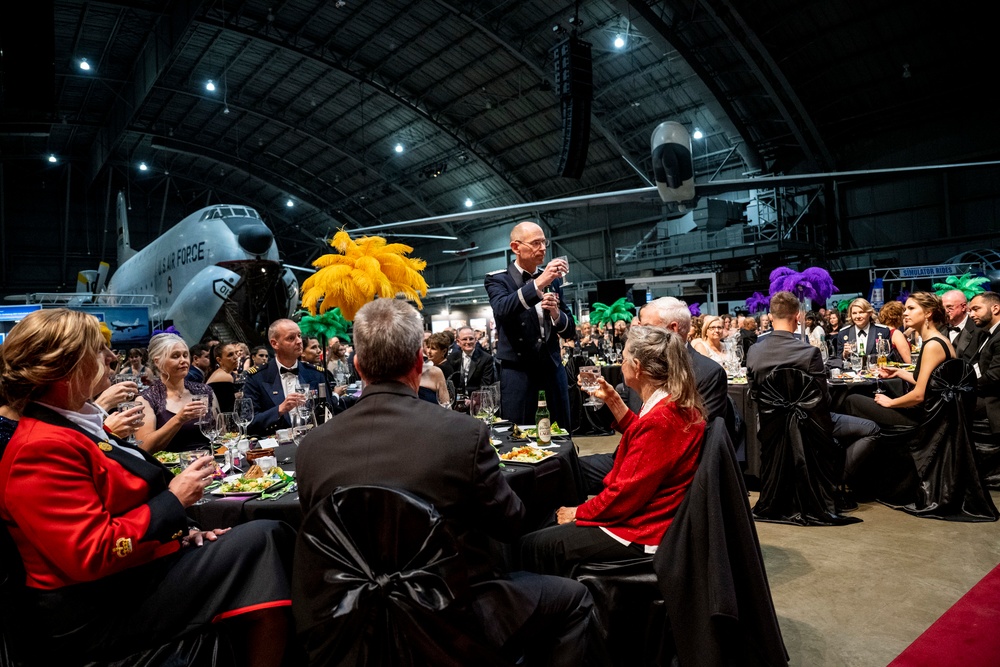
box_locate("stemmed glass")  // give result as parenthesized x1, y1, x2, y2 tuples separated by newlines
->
(198, 412, 224, 467)
(221, 412, 246, 467)
(874, 338, 891, 394)
(579, 366, 604, 409)
(849, 352, 863, 375)
(234, 397, 254, 441)
(116, 401, 142, 444)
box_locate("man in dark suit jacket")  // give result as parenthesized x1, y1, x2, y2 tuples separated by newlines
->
(969, 292, 1000, 432)
(449, 326, 497, 393)
(485, 221, 575, 427)
(748, 292, 879, 490)
(243, 319, 343, 435)
(940, 289, 988, 362)
(580, 296, 736, 494)
(838, 298, 891, 359)
(296, 299, 595, 666)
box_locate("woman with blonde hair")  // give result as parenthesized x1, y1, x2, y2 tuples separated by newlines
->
(134, 333, 217, 453)
(520, 326, 706, 576)
(691, 315, 727, 365)
(877, 301, 912, 363)
(0, 308, 295, 666)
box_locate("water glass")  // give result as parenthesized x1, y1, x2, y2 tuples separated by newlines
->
(116, 401, 142, 444)
(234, 398, 254, 436)
(552, 255, 569, 277)
(579, 366, 604, 408)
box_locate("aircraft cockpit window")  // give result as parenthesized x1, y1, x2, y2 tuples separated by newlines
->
(232, 207, 249, 218)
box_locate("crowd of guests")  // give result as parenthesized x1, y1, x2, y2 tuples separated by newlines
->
(2, 277, 999, 663)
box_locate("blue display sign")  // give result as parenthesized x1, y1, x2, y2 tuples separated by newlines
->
(898, 265, 960, 278)
(78, 306, 152, 345)
(0, 304, 43, 323)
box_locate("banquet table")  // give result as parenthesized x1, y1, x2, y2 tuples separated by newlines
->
(187, 429, 584, 533)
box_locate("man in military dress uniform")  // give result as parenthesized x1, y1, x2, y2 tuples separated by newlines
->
(243, 318, 344, 435)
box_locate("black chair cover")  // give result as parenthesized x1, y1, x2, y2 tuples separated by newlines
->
(292, 485, 509, 667)
(880, 359, 999, 522)
(971, 419, 1000, 489)
(751, 368, 860, 526)
(655, 418, 789, 667)
(207, 381, 237, 414)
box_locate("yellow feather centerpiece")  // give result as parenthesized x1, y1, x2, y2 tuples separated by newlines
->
(300, 230, 429, 321)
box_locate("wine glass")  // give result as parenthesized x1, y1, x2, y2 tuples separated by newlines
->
(198, 412, 224, 466)
(579, 365, 604, 408)
(874, 338, 891, 394)
(116, 401, 142, 444)
(849, 353, 863, 375)
(290, 410, 311, 445)
(234, 398, 254, 439)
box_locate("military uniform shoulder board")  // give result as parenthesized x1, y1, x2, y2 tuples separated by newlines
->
(301, 361, 317, 371)
(247, 366, 259, 374)
(486, 269, 506, 276)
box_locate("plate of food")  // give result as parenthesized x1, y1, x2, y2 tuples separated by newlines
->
(728, 377, 748, 385)
(154, 451, 180, 466)
(511, 423, 570, 439)
(499, 445, 556, 464)
(211, 467, 293, 496)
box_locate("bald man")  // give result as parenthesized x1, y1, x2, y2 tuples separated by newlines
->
(485, 221, 575, 428)
(939, 289, 987, 362)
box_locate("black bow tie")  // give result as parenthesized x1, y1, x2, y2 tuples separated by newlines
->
(279, 366, 299, 376)
(522, 270, 534, 283)
(949, 325, 961, 333)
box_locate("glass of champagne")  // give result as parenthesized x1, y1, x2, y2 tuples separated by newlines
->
(579, 366, 604, 408)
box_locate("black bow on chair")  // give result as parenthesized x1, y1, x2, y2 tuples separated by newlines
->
(293, 486, 506, 667)
(751, 368, 860, 526)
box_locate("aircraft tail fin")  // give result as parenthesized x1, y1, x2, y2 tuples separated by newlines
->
(96, 261, 110, 292)
(116, 191, 137, 264)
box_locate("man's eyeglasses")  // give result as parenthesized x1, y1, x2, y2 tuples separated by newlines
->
(515, 238, 549, 249)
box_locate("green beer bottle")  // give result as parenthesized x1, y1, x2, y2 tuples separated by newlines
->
(535, 391, 551, 445)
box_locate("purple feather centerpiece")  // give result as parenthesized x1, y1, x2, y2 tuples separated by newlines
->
(745, 292, 770, 314)
(768, 266, 838, 304)
(688, 302, 701, 317)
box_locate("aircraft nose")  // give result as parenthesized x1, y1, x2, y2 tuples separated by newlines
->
(238, 225, 273, 255)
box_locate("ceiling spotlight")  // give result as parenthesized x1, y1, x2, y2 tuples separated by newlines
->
(206, 79, 216, 92)
(692, 128, 703, 140)
(613, 34, 625, 49)
(902, 63, 911, 79)
(78, 58, 91, 71)
(138, 162, 148, 171)
(47, 154, 57, 163)
(394, 143, 404, 153)
(334, 0, 346, 6)
(223, 105, 230, 114)
(286, 199, 295, 207)
(464, 198, 474, 208)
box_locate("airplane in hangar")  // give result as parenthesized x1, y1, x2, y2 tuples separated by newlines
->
(75, 193, 298, 344)
(110, 318, 143, 332)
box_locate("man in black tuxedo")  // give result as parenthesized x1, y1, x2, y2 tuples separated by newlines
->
(940, 289, 988, 362)
(838, 298, 891, 359)
(296, 299, 596, 666)
(449, 326, 496, 393)
(581, 296, 735, 494)
(243, 318, 343, 435)
(748, 292, 879, 490)
(969, 292, 1000, 433)
(186, 343, 211, 383)
(485, 221, 575, 427)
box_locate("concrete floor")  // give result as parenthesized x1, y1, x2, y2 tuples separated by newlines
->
(574, 433, 1000, 667)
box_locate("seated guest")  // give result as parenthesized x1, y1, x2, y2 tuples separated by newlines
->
(424, 332, 457, 384)
(748, 292, 879, 496)
(839, 298, 890, 359)
(325, 336, 351, 382)
(845, 293, 954, 427)
(207, 342, 241, 413)
(968, 292, 1000, 432)
(692, 315, 726, 365)
(520, 326, 706, 576)
(805, 311, 826, 347)
(581, 297, 733, 494)
(740, 316, 759, 358)
(244, 345, 269, 371)
(0, 309, 293, 666)
(186, 343, 212, 383)
(243, 319, 342, 436)
(940, 289, 988, 362)
(452, 325, 496, 393)
(877, 301, 912, 363)
(419, 357, 451, 406)
(135, 333, 217, 454)
(121, 347, 152, 382)
(825, 310, 844, 357)
(296, 298, 596, 666)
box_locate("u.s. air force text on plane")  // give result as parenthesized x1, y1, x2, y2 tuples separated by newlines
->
(156, 242, 206, 277)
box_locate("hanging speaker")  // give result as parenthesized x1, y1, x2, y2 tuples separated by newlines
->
(552, 37, 592, 179)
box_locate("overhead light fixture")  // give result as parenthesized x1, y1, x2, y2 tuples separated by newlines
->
(464, 198, 474, 208)
(138, 162, 148, 171)
(394, 143, 404, 153)
(223, 105, 230, 114)
(206, 79, 216, 92)
(614, 34, 625, 49)
(78, 58, 91, 71)
(47, 154, 57, 163)
(692, 128, 704, 140)
(286, 199, 294, 207)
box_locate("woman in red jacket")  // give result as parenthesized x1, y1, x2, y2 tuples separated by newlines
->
(520, 326, 706, 577)
(0, 309, 294, 666)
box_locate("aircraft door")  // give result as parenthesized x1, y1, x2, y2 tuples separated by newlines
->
(165, 265, 243, 344)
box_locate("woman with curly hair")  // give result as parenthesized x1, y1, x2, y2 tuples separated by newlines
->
(877, 301, 912, 364)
